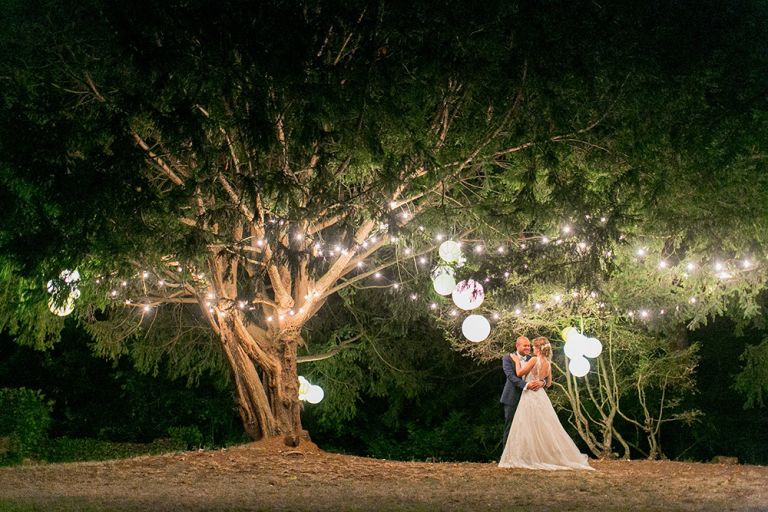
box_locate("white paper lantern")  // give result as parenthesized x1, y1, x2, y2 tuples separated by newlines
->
(462, 314, 491, 342)
(298, 376, 310, 399)
(561, 327, 579, 343)
(431, 266, 456, 296)
(46, 269, 81, 317)
(305, 385, 325, 404)
(451, 279, 485, 311)
(568, 356, 591, 377)
(438, 240, 463, 263)
(563, 339, 584, 360)
(582, 337, 603, 358)
(47, 296, 75, 317)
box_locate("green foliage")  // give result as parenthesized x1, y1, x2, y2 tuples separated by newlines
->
(0, 388, 52, 463)
(363, 410, 499, 462)
(167, 426, 204, 450)
(0, 0, 766, 450)
(0, 262, 64, 350)
(42, 437, 184, 463)
(733, 337, 768, 408)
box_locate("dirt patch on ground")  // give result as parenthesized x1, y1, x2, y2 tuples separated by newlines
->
(0, 438, 765, 511)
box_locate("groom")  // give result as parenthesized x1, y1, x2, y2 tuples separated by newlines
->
(500, 335, 544, 447)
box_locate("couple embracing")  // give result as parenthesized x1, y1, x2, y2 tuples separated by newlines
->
(499, 335, 593, 470)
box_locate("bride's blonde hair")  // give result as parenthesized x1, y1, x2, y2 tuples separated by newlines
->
(533, 337, 552, 360)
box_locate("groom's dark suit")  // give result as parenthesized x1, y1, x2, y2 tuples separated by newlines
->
(500, 353, 528, 447)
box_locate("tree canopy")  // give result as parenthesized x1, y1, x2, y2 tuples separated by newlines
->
(1, 0, 767, 445)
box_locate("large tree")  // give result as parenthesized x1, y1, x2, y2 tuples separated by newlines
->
(2, 0, 767, 446)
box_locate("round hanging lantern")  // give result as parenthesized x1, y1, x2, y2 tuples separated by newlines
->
(298, 376, 310, 399)
(561, 326, 578, 343)
(306, 385, 325, 404)
(563, 339, 584, 360)
(582, 337, 603, 358)
(47, 296, 75, 317)
(452, 279, 485, 311)
(431, 266, 456, 296)
(47, 269, 81, 317)
(568, 356, 591, 377)
(438, 240, 463, 263)
(462, 314, 491, 342)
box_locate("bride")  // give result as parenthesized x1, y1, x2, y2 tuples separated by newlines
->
(499, 336, 594, 470)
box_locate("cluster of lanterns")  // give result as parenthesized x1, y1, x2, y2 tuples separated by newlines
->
(561, 327, 603, 377)
(47, 269, 81, 317)
(432, 241, 491, 342)
(298, 376, 325, 404)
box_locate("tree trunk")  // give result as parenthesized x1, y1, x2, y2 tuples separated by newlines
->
(218, 320, 304, 446)
(267, 333, 303, 447)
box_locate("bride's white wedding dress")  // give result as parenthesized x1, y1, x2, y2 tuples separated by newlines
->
(499, 358, 593, 470)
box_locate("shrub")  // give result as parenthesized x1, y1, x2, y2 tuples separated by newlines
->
(44, 437, 184, 463)
(167, 425, 204, 450)
(0, 388, 52, 463)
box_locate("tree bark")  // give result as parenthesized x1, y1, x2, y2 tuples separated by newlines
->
(218, 318, 304, 446)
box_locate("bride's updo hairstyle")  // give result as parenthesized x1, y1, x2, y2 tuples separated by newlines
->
(533, 337, 552, 360)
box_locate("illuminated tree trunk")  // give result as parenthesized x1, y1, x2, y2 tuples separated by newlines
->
(218, 320, 304, 444)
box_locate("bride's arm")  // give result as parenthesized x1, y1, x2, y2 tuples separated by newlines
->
(514, 356, 537, 377)
(544, 359, 553, 388)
